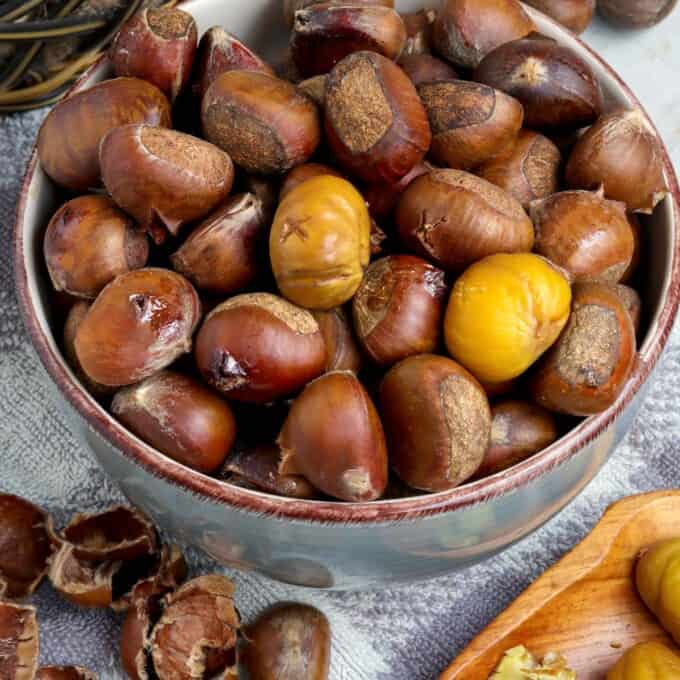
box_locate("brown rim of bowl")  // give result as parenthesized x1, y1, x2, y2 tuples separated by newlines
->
(13, 18, 680, 525)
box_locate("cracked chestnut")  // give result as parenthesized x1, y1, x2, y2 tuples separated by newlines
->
(401, 8, 436, 55)
(0, 602, 39, 680)
(36, 668, 97, 680)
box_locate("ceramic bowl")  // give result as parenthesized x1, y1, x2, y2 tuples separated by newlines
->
(14, 0, 680, 589)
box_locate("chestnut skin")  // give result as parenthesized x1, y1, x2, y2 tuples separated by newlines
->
(380, 354, 491, 492)
(530, 282, 637, 415)
(110, 7, 198, 102)
(398, 53, 458, 87)
(325, 51, 431, 183)
(44, 195, 148, 299)
(279, 162, 344, 200)
(523, 0, 595, 33)
(313, 307, 363, 373)
(194, 293, 326, 403)
(112, 371, 237, 474)
(278, 371, 389, 502)
(0, 601, 39, 680)
(74, 268, 201, 387)
(362, 162, 431, 222)
(240, 603, 331, 680)
(353, 255, 448, 366)
(401, 8, 437, 55)
(598, 0, 677, 26)
(396, 169, 534, 273)
(37, 77, 171, 191)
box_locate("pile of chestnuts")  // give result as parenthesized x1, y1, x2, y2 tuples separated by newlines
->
(37, 0, 667, 503)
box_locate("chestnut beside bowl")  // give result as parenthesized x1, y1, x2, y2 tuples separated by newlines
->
(14, 0, 680, 589)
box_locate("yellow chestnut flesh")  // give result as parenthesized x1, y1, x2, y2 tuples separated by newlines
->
(607, 641, 680, 680)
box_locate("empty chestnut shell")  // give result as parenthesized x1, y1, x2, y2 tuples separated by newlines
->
(279, 162, 344, 200)
(36, 667, 97, 680)
(523, 0, 595, 33)
(0, 602, 39, 680)
(614, 284, 642, 335)
(325, 51, 431, 183)
(398, 53, 457, 87)
(474, 38, 603, 129)
(100, 125, 234, 239)
(110, 7, 198, 101)
(278, 371, 389, 501)
(401, 8, 436, 55)
(74, 268, 201, 387)
(194, 293, 326, 403)
(598, 0, 677, 26)
(37, 77, 171, 191)
(240, 603, 331, 680)
(362, 162, 431, 222)
(313, 307, 363, 373)
(396, 169, 534, 273)
(120, 594, 160, 680)
(202, 70, 321, 175)
(565, 109, 668, 214)
(44, 195, 148, 299)
(380, 354, 491, 491)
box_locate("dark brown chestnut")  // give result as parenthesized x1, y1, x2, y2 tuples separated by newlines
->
(433, 0, 535, 69)
(240, 174, 280, 224)
(170, 193, 266, 295)
(194, 293, 326, 403)
(565, 109, 668, 214)
(279, 162, 344, 200)
(74, 268, 201, 387)
(44, 195, 148, 299)
(202, 71, 321, 175)
(283, 0, 395, 28)
(401, 8, 436, 55)
(362, 162, 431, 221)
(530, 282, 637, 415)
(0, 602, 39, 680)
(523, 0, 595, 33)
(36, 667, 97, 680)
(353, 255, 448, 366)
(240, 603, 330, 680)
(325, 51, 431, 183)
(278, 371, 389, 501)
(396, 169, 534, 273)
(313, 307, 363, 373)
(613, 283, 642, 335)
(474, 38, 603, 130)
(297, 74, 327, 107)
(37, 77, 171, 191)
(598, 0, 677, 26)
(110, 7, 198, 102)
(398, 53, 457, 87)
(379, 354, 491, 491)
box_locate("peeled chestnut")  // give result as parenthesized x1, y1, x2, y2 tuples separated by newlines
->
(279, 162, 343, 199)
(291, 3, 406, 78)
(313, 307, 363, 373)
(530, 282, 637, 415)
(0, 601, 39, 680)
(565, 109, 668, 214)
(476, 130, 561, 209)
(398, 54, 457, 87)
(418, 80, 523, 169)
(353, 255, 448, 366)
(100, 125, 233, 240)
(37, 77, 171, 191)
(278, 371, 388, 501)
(401, 8, 436, 55)
(599, 0, 677, 26)
(325, 51, 431, 183)
(433, 0, 534, 69)
(614, 284, 642, 335)
(523, 0, 595, 33)
(531, 189, 635, 283)
(474, 38, 603, 130)
(195, 292, 326, 403)
(240, 603, 330, 680)
(396, 169, 534, 273)
(297, 74, 327, 107)
(380, 354, 491, 491)
(363, 162, 431, 222)
(74, 268, 201, 387)
(35, 667, 96, 680)
(110, 7, 198, 101)
(283, 0, 394, 28)
(44, 195, 148, 299)
(170, 193, 266, 295)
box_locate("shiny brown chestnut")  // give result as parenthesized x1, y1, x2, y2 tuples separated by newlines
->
(325, 51, 431, 183)
(278, 371, 389, 501)
(379, 354, 491, 491)
(353, 255, 448, 366)
(0, 601, 39, 680)
(170, 193, 266, 295)
(565, 109, 668, 214)
(523, 0, 594, 33)
(283, 0, 395, 28)
(363, 162, 431, 222)
(396, 169, 534, 273)
(279, 162, 344, 200)
(614, 283, 642, 335)
(418, 80, 523, 169)
(112, 371, 237, 474)
(37, 77, 171, 191)
(398, 54, 457, 87)
(530, 282, 637, 415)
(240, 603, 331, 680)
(474, 38, 603, 129)
(531, 189, 635, 283)
(110, 8, 198, 102)
(202, 71, 321, 175)
(291, 3, 406, 78)
(74, 268, 201, 387)
(476, 130, 561, 209)
(36, 667, 97, 680)
(313, 307, 363, 373)
(100, 125, 234, 240)
(598, 0, 677, 26)
(433, 0, 534, 69)
(297, 74, 327, 107)
(195, 293, 326, 403)
(44, 196, 148, 299)
(401, 8, 436, 55)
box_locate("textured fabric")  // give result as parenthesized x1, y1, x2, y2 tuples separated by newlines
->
(2, 23, 680, 678)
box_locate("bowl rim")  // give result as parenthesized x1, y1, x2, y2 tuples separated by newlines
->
(13, 9, 680, 525)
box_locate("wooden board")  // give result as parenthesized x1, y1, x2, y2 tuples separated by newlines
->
(439, 491, 680, 679)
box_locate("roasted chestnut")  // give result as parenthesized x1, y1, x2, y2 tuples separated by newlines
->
(522, 0, 595, 33)
(325, 51, 431, 183)
(362, 162, 431, 222)
(74, 268, 201, 387)
(278, 371, 389, 501)
(283, 0, 394, 28)
(36, 667, 97, 680)
(0, 601, 39, 680)
(313, 307, 363, 373)
(279, 162, 344, 200)
(614, 284, 642, 335)
(401, 8, 436, 55)
(396, 169, 534, 273)
(598, 0, 677, 26)
(379, 354, 491, 491)
(398, 53, 457, 87)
